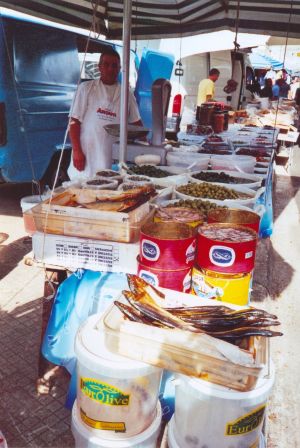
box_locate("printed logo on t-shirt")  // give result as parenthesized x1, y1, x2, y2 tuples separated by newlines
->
(97, 107, 116, 121)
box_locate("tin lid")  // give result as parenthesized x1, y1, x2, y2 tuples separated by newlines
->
(75, 314, 159, 378)
(141, 221, 195, 240)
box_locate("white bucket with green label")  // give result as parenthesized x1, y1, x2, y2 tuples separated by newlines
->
(167, 414, 266, 448)
(172, 366, 274, 448)
(75, 314, 162, 439)
(72, 400, 162, 448)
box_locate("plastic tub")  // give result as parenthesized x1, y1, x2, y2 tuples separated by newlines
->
(210, 155, 256, 173)
(124, 174, 153, 185)
(72, 400, 162, 448)
(168, 415, 266, 448)
(95, 169, 124, 184)
(175, 184, 265, 208)
(103, 297, 269, 392)
(166, 152, 210, 170)
(75, 314, 162, 438)
(81, 178, 119, 190)
(188, 170, 263, 190)
(20, 194, 47, 235)
(172, 366, 274, 448)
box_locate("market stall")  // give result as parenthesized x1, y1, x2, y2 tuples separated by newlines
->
(6, 1, 299, 446)
(20, 94, 291, 445)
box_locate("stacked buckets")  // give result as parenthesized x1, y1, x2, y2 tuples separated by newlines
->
(137, 222, 196, 292)
(192, 220, 258, 306)
(72, 315, 163, 448)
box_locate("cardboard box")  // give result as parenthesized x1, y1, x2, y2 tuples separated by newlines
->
(32, 232, 139, 273)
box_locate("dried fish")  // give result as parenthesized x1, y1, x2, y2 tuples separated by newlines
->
(122, 290, 197, 331)
(208, 327, 283, 339)
(114, 301, 144, 323)
(119, 275, 283, 345)
(127, 274, 165, 302)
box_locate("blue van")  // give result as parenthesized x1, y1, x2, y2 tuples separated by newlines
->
(0, 11, 120, 186)
(0, 11, 174, 187)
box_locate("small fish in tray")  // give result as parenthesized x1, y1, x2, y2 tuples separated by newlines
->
(114, 275, 283, 345)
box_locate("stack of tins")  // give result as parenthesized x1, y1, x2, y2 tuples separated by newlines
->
(72, 315, 163, 448)
(138, 221, 197, 292)
(192, 217, 258, 306)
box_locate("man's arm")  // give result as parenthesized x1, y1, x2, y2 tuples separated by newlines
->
(69, 118, 86, 171)
(130, 119, 143, 126)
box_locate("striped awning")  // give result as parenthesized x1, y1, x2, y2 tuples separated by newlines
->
(1, 1, 300, 40)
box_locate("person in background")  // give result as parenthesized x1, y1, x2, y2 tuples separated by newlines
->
(272, 79, 280, 99)
(279, 78, 290, 98)
(258, 71, 266, 89)
(289, 76, 300, 100)
(264, 66, 276, 85)
(197, 68, 220, 106)
(260, 78, 273, 99)
(68, 48, 142, 180)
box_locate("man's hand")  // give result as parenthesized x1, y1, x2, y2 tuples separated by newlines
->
(72, 149, 86, 171)
(69, 117, 85, 171)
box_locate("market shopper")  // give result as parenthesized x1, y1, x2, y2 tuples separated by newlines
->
(196, 68, 220, 106)
(260, 79, 273, 99)
(272, 79, 280, 99)
(279, 78, 290, 98)
(264, 67, 276, 85)
(68, 49, 142, 179)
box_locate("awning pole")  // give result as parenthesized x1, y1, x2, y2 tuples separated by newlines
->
(119, 0, 132, 164)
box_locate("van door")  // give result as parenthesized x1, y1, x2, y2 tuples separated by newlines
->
(0, 17, 80, 182)
(134, 48, 174, 130)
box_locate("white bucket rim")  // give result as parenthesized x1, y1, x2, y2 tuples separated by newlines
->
(75, 314, 159, 378)
(167, 416, 180, 448)
(71, 400, 162, 447)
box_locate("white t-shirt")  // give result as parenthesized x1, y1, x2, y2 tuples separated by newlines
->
(68, 79, 141, 179)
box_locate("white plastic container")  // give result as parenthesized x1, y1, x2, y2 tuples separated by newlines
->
(124, 174, 154, 186)
(175, 184, 265, 208)
(172, 367, 274, 448)
(168, 416, 266, 448)
(75, 315, 162, 439)
(72, 400, 162, 448)
(210, 155, 256, 173)
(188, 170, 263, 190)
(81, 178, 119, 190)
(20, 194, 47, 235)
(166, 151, 210, 170)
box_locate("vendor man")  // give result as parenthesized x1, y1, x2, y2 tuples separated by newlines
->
(68, 49, 142, 179)
(197, 68, 220, 106)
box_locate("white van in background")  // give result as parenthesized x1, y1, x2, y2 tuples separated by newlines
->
(168, 49, 255, 129)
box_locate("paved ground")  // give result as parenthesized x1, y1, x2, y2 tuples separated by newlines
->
(0, 154, 300, 447)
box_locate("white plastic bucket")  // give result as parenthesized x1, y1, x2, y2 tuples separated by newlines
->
(20, 195, 46, 235)
(168, 415, 266, 448)
(20, 194, 46, 213)
(75, 315, 162, 439)
(72, 400, 162, 448)
(172, 366, 274, 448)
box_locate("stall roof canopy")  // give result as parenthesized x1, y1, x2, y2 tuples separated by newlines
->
(249, 53, 285, 70)
(1, 1, 300, 40)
